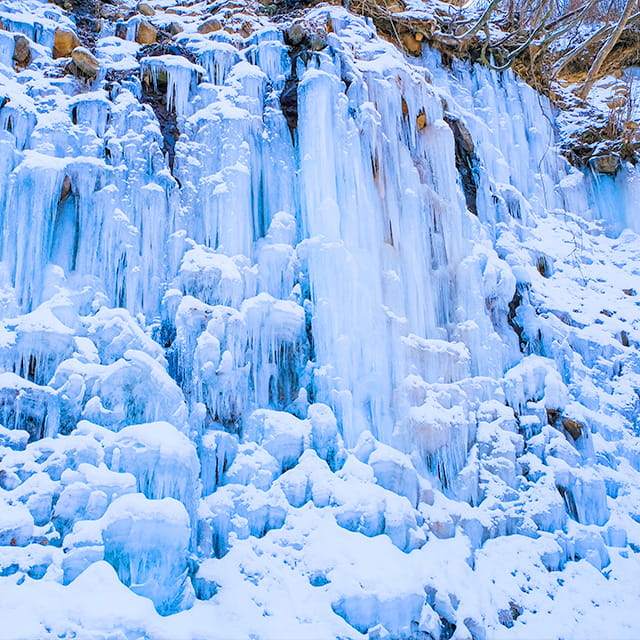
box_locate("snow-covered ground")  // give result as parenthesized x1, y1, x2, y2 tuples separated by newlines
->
(1, 0, 640, 638)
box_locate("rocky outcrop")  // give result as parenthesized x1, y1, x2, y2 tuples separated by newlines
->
(136, 20, 158, 44)
(53, 28, 80, 58)
(12, 35, 31, 67)
(70, 46, 100, 77)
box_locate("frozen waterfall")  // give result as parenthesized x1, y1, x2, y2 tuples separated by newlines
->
(2, 1, 640, 639)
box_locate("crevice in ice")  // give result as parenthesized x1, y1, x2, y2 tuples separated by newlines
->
(444, 112, 479, 216)
(279, 74, 298, 136)
(507, 286, 525, 353)
(140, 76, 179, 171)
(280, 37, 315, 137)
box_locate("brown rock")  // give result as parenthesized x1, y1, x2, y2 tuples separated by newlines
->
(240, 21, 254, 39)
(546, 408, 561, 425)
(168, 21, 184, 35)
(198, 19, 222, 34)
(136, 20, 158, 44)
(59, 175, 73, 202)
(591, 153, 620, 175)
(400, 32, 422, 56)
(12, 35, 31, 67)
(561, 417, 584, 441)
(416, 110, 427, 130)
(53, 28, 80, 58)
(137, 2, 155, 17)
(71, 46, 100, 76)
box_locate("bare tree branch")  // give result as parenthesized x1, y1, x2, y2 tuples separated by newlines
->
(578, 0, 637, 98)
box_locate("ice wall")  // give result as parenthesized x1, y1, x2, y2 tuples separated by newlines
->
(2, 1, 640, 638)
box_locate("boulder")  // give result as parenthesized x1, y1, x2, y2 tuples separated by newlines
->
(591, 153, 620, 175)
(308, 32, 327, 51)
(285, 22, 305, 46)
(168, 21, 184, 35)
(137, 2, 155, 16)
(71, 47, 100, 77)
(136, 20, 158, 44)
(12, 35, 31, 67)
(561, 417, 584, 441)
(198, 19, 222, 34)
(240, 21, 254, 38)
(53, 28, 80, 58)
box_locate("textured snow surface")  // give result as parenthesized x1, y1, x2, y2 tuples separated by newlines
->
(1, 0, 640, 638)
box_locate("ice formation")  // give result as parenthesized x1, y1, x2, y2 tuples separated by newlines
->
(1, 0, 640, 638)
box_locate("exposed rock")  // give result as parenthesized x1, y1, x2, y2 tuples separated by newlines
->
(240, 21, 254, 38)
(308, 32, 327, 51)
(561, 417, 584, 441)
(137, 2, 155, 16)
(198, 19, 222, 34)
(168, 21, 184, 35)
(590, 153, 620, 175)
(444, 113, 478, 214)
(138, 41, 198, 65)
(12, 35, 31, 67)
(59, 176, 73, 203)
(100, 5, 128, 22)
(416, 110, 427, 130)
(53, 28, 80, 59)
(285, 22, 305, 46)
(115, 22, 128, 40)
(280, 76, 298, 133)
(56, 0, 102, 48)
(136, 20, 158, 44)
(400, 32, 422, 56)
(536, 256, 551, 277)
(71, 47, 100, 77)
(546, 408, 561, 425)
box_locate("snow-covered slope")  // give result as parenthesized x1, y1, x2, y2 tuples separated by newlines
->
(1, 0, 640, 638)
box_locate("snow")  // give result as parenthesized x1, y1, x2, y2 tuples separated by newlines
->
(0, 0, 640, 638)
